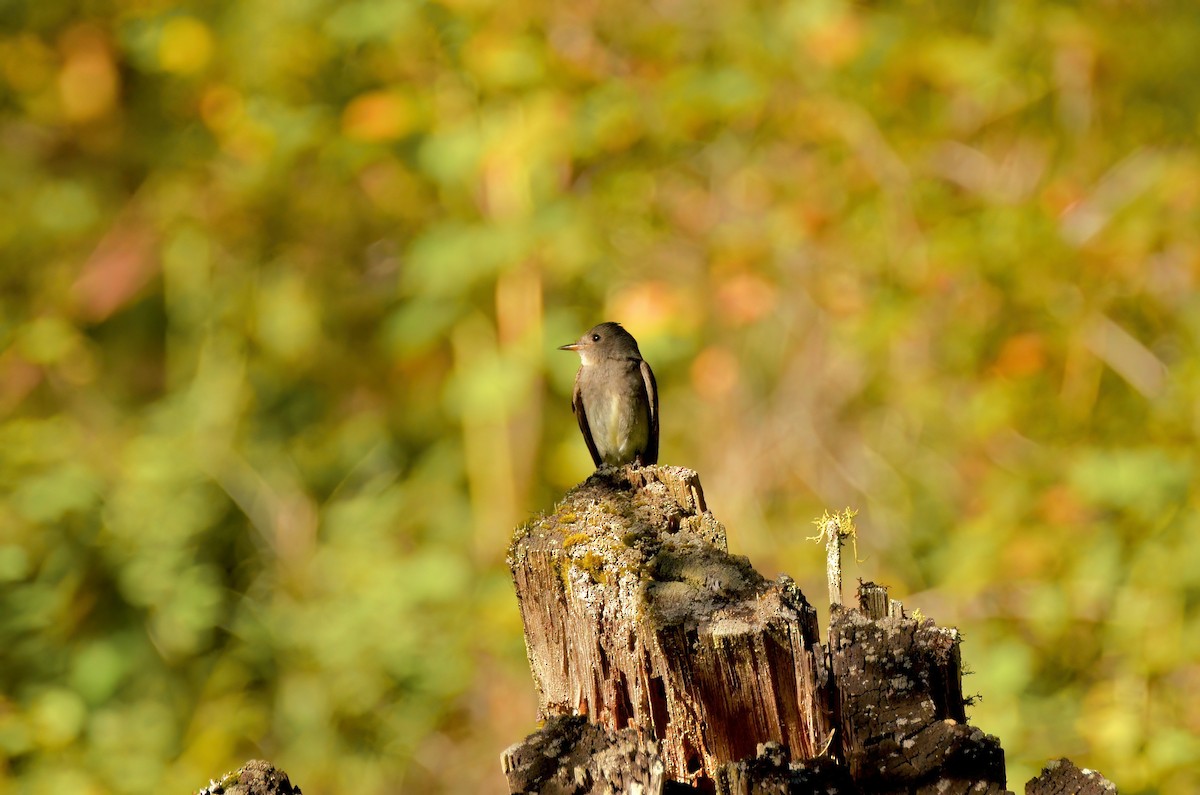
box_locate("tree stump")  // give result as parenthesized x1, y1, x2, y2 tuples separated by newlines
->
(195, 760, 302, 795)
(828, 600, 1006, 793)
(1024, 758, 1119, 795)
(505, 466, 1118, 794)
(507, 466, 832, 789)
(501, 715, 670, 795)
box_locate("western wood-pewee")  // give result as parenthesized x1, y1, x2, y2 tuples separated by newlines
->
(559, 322, 659, 468)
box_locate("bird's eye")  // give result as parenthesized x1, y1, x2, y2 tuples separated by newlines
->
(591, 334, 601, 342)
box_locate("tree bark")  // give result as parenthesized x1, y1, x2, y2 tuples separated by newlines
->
(501, 715, 672, 795)
(1024, 758, 1119, 795)
(194, 760, 302, 795)
(506, 466, 832, 789)
(829, 600, 1006, 794)
(504, 466, 1117, 795)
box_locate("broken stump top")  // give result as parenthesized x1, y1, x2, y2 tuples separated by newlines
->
(507, 465, 830, 787)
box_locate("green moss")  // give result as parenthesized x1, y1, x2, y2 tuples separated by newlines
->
(509, 516, 542, 551)
(575, 551, 609, 584)
(621, 529, 647, 547)
(562, 532, 589, 549)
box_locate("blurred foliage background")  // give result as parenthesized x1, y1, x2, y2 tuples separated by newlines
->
(1, 0, 1198, 792)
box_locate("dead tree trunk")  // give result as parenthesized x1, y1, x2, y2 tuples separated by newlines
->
(506, 465, 831, 788)
(503, 466, 1116, 795)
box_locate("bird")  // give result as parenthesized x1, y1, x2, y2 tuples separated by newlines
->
(558, 322, 659, 469)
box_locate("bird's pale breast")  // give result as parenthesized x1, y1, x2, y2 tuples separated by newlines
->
(583, 362, 649, 466)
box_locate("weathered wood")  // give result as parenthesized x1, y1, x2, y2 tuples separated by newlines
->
(501, 714, 672, 795)
(857, 581, 889, 620)
(1024, 758, 1118, 795)
(828, 605, 1006, 794)
(195, 760, 301, 795)
(506, 465, 1117, 794)
(715, 742, 856, 795)
(507, 466, 833, 788)
(811, 509, 857, 608)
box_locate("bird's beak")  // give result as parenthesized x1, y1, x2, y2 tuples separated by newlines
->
(558, 343, 581, 351)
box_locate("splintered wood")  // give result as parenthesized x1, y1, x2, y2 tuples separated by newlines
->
(506, 466, 1117, 794)
(501, 716, 666, 795)
(830, 593, 1006, 793)
(507, 466, 832, 787)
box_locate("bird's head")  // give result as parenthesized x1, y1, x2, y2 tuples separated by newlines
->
(558, 322, 643, 366)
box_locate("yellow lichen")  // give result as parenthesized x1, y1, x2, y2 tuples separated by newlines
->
(808, 507, 863, 563)
(562, 532, 589, 549)
(575, 551, 609, 584)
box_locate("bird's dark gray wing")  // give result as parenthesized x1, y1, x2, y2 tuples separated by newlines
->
(640, 359, 659, 465)
(572, 370, 603, 468)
